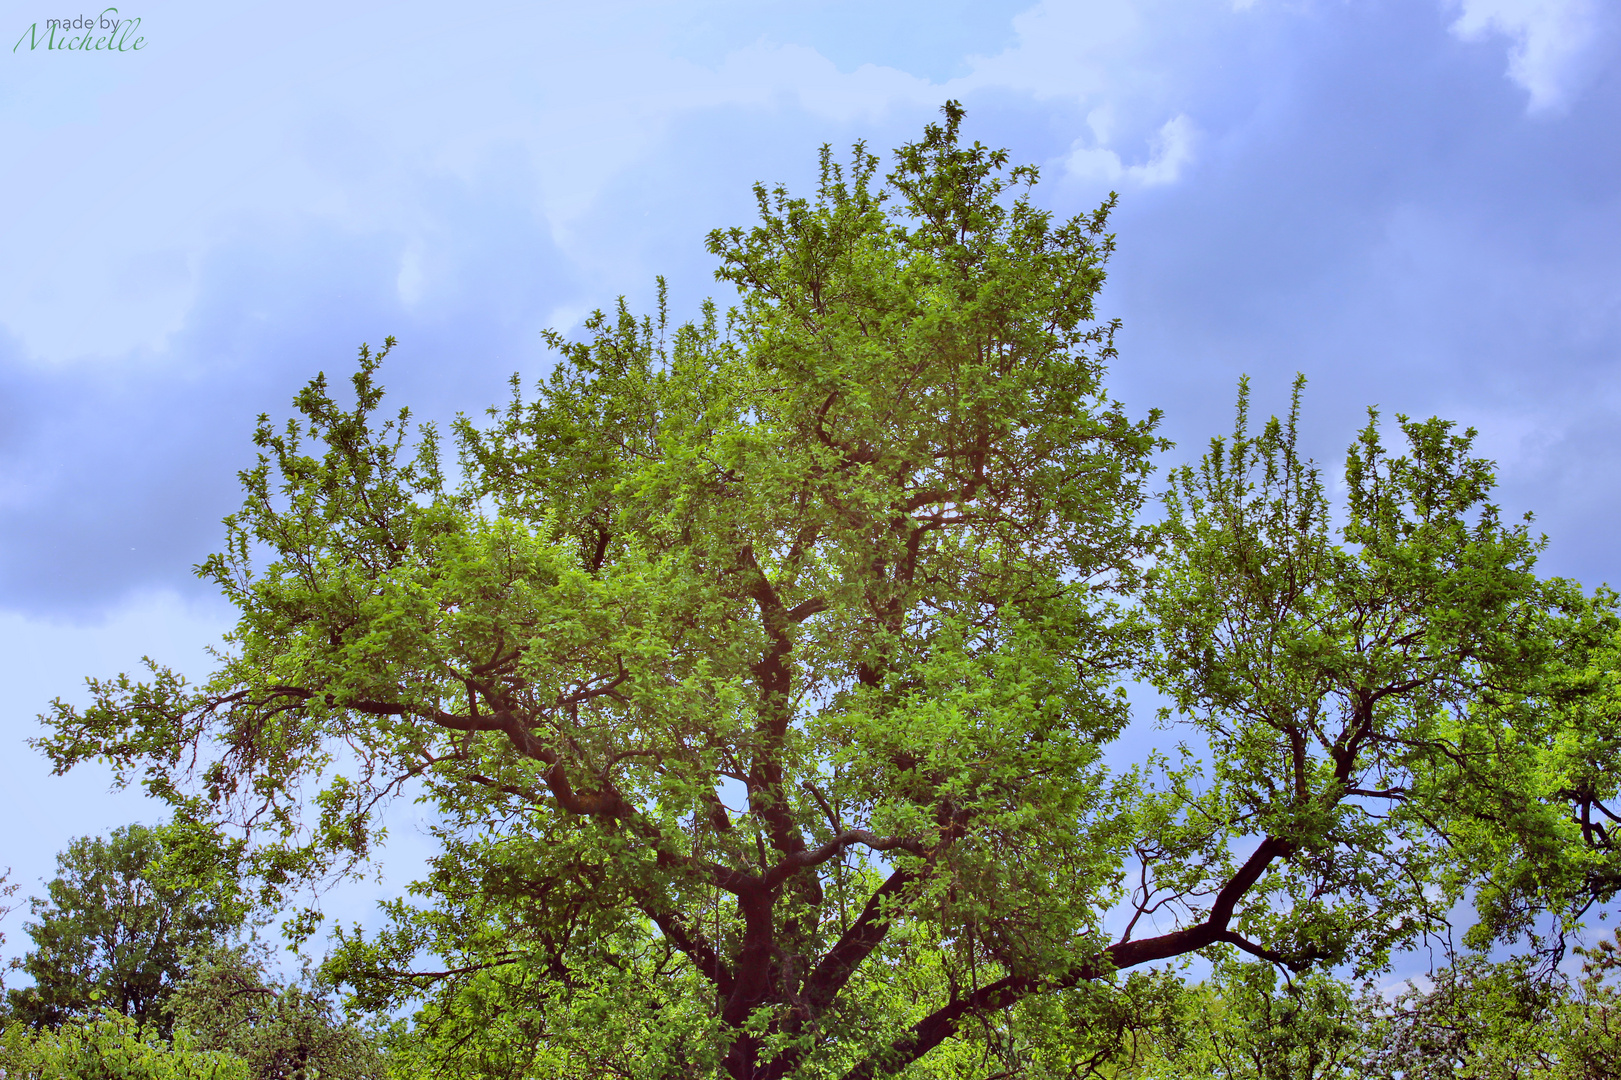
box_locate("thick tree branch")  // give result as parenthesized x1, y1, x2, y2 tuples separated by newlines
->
(641, 901, 736, 998)
(738, 544, 812, 862)
(764, 831, 924, 888)
(842, 836, 1296, 1079)
(804, 867, 922, 1013)
(1215, 930, 1326, 972)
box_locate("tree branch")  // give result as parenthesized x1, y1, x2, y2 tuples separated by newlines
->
(764, 831, 924, 888)
(841, 836, 1296, 1079)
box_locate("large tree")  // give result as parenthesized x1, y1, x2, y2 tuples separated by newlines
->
(35, 105, 1617, 1078)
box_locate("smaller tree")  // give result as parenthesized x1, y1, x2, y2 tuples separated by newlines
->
(1359, 955, 1563, 1080)
(5, 821, 247, 1034)
(170, 946, 386, 1080)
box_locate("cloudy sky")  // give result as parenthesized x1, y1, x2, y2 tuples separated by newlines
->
(1, 0, 1616, 956)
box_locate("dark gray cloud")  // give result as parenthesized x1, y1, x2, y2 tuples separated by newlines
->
(0, 168, 580, 612)
(1058, 1, 1621, 584)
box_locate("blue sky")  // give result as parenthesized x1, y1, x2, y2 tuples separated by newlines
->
(1, 0, 1617, 962)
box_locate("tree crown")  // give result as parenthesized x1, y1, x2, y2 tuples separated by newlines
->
(34, 105, 1618, 1079)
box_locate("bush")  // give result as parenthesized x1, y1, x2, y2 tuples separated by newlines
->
(0, 1010, 247, 1080)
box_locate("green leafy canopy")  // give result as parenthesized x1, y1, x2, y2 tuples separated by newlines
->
(4, 822, 247, 1036)
(34, 104, 1621, 1079)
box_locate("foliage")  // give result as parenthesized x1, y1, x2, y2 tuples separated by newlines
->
(1170, 959, 1360, 1080)
(168, 946, 387, 1080)
(1146, 936, 1621, 1080)
(32, 105, 1619, 1079)
(1078, 943, 1621, 1080)
(1563, 929, 1621, 1079)
(1142, 375, 1616, 978)
(0, 1010, 247, 1080)
(1351, 936, 1621, 1080)
(0, 942, 388, 1080)
(893, 966, 1196, 1079)
(1359, 955, 1564, 1080)
(4, 822, 247, 1035)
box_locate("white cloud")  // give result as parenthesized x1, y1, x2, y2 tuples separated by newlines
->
(1133, 114, 1198, 185)
(709, 40, 936, 123)
(958, 0, 1146, 101)
(949, 1, 1231, 190)
(1447, 0, 1604, 112)
(0, 1, 942, 363)
(1066, 113, 1198, 187)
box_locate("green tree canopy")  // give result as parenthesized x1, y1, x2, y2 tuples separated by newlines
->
(168, 945, 386, 1080)
(0, 1011, 248, 1080)
(1128, 935, 1621, 1080)
(5, 822, 247, 1035)
(34, 104, 1620, 1078)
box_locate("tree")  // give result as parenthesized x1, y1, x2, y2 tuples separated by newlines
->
(1139, 377, 1617, 971)
(0, 945, 387, 1080)
(168, 946, 386, 1080)
(5, 822, 247, 1035)
(1358, 955, 1563, 1080)
(34, 104, 1615, 1078)
(1563, 929, 1621, 1079)
(1169, 960, 1360, 1080)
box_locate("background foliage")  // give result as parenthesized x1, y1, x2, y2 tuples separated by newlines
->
(4, 823, 246, 1035)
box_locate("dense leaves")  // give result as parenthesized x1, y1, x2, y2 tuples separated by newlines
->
(32, 105, 1620, 1078)
(0, 946, 384, 1080)
(1133, 940, 1621, 1080)
(4, 823, 247, 1035)
(0, 1011, 248, 1080)
(169, 946, 386, 1080)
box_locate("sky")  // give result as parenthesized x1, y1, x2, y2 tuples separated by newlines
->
(0, 0, 1617, 967)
